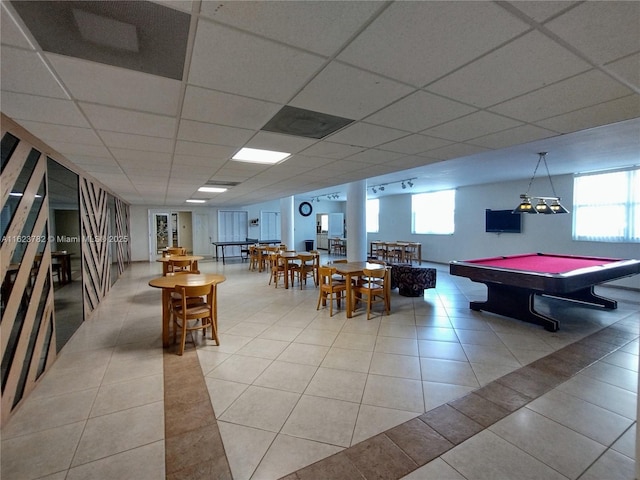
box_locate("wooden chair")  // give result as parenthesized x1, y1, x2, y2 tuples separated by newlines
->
(165, 247, 186, 256)
(268, 253, 288, 287)
(296, 253, 317, 289)
(317, 266, 347, 317)
(310, 250, 320, 284)
(171, 283, 219, 355)
(353, 268, 390, 319)
(167, 259, 198, 275)
(248, 245, 260, 271)
(404, 243, 420, 264)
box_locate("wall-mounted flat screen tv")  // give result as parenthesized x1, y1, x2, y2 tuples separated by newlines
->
(485, 209, 522, 233)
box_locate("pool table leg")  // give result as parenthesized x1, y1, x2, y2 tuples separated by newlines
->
(470, 283, 559, 332)
(547, 287, 617, 309)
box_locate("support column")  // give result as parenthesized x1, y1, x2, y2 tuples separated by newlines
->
(280, 196, 294, 249)
(346, 180, 367, 262)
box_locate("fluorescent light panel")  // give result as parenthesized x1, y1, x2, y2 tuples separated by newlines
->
(232, 147, 290, 165)
(198, 186, 227, 193)
(186, 199, 206, 203)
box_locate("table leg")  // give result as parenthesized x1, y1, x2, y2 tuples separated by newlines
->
(221, 246, 226, 265)
(284, 259, 289, 289)
(162, 289, 171, 347)
(346, 273, 353, 318)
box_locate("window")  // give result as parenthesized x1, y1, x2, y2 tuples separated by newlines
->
(412, 189, 455, 234)
(366, 199, 379, 233)
(573, 167, 639, 243)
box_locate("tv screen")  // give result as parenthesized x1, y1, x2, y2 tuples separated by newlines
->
(485, 209, 522, 233)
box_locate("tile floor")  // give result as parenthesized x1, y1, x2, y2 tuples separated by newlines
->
(1, 255, 638, 479)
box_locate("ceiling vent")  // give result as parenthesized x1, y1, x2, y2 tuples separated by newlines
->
(11, 0, 190, 80)
(204, 181, 241, 187)
(261, 106, 354, 139)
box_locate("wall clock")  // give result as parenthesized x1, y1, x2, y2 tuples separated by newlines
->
(299, 201, 313, 217)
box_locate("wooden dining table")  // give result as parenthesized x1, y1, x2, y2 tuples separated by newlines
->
(156, 255, 204, 275)
(329, 261, 387, 318)
(148, 273, 225, 347)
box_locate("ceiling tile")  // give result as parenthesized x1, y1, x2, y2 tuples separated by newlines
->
(74, 163, 123, 175)
(366, 91, 476, 132)
(99, 131, 173, 152)
(80, 103, 175, 137)
(1, 5, 34, 48)
(469, 124, 558, 150)
(1, 47, 68, 98)
(377, 134, 452, 155)
(2, 91, 89, 126)
(15, 120, 102, 145)
(110, 148, 172, 163)
(605, 53, 640, 90)
(424, 143, 492, 161)
(174, 141, 236, 159)
(188, 19, 325, 103)
(299, 142, 364, 159)
(46, 141, 111, 157)
(200, 1, 382, 56)
(181, 86, 281, 130)
(346, 149, 404, 165)
(244, 131, 318, 154)
(172, 154, 226, 168)
(328, 122, 408, 148)
(489, 70, 634, 123)
(504, 1, 581, 23)
(545, 1, 640, 65)
(47, 54, 182, 116)
(536, 95, 640, 134)
(290, 62, 414, 120)
(422, 112, 523, 142)
(177, 119, 254, 147)
(428, 31, 591, 108)
(338, 1, 529, 86)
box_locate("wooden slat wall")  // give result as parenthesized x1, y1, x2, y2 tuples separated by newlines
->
(0, 125, 54, 425)
(1, 114, 131, 426)
(80, 178, 111, 314)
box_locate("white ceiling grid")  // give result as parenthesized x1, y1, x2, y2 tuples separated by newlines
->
(0, 0, 638, 205)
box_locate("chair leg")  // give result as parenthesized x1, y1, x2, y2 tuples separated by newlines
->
(179, 320, 188, 355)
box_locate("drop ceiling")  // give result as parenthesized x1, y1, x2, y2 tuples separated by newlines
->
(1, 0, 638, 206)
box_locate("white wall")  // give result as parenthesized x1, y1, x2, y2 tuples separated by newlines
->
(368, 174, 639, 289)
(129, 174, 639, 289)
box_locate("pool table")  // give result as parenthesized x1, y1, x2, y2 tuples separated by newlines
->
(449, 253, 640, 332)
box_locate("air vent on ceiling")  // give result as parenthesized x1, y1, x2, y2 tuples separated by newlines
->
(204, 181, 241, 187)
(261, 106, 354, 139)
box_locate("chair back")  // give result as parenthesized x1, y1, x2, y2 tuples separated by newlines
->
(318, 266, 338, 286)
(166, 247, 186, 256)
(173, 283, 213, 303)
(362, 267, 387, 286)
(168, 259, 198, 274)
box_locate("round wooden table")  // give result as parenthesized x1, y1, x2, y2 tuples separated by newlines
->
(156, 255, 204, 275)
(149, 273, 225, 347)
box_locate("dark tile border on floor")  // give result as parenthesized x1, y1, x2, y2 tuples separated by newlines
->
(285, 318, 639, 480)
(163, 347, 232, 480)
(162, 317, 638, 480)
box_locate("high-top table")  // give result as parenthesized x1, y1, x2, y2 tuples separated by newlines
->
(148, 273, 225, 347)
(329, 261, 386, 318)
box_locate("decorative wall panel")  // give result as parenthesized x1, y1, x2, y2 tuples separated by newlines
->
(79, 178, 111, 314)
(0, 126, 56, 424)
(0, 114, 131, 425)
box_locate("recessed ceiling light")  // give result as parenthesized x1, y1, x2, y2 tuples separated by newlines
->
(186, 199, 206, 204)
(232, 147, 290, 165)
(198, 186, 227, 193)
